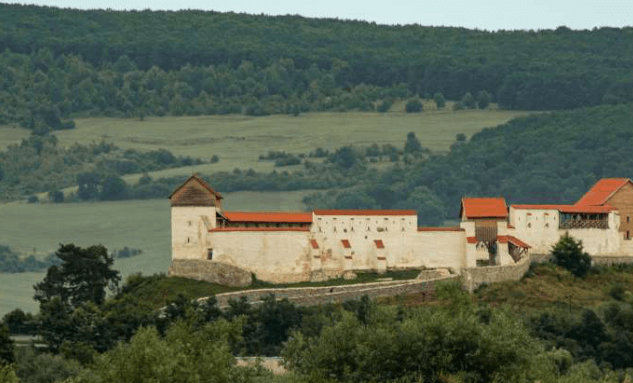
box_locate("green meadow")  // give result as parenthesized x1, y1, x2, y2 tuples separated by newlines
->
(0, 190, 311, 316)
(0, 108, 530, 174)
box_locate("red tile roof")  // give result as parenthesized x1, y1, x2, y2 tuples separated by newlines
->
(466, 236, 478, 244)
(224, 212, 313, 223)
(209, 227, 310, 232)
(314, 210, 416, 216)
(418, 227, 465, 232)
(341, 239, 351, 249)
(460, 198, 508, 219)
(559, 205, 614, 214)
(512, 204, 566, 210)
(511, 204, 613, 213)
(374, 240, 385, 249)
(497, 235, 531, 249)
(575, 178, 632, 207)
(309, 239, 319, 249)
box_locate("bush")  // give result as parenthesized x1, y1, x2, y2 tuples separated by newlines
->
(405, 99, 423, 113)
(434, 92, 446, 109)
(48, 190, 64, 203)
(608, 282, 626, 301)
(551, 233, 592, 278)
(27, 195, 38, 203)
(376, 100, 392, 113)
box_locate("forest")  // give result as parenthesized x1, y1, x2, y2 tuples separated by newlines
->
(1, 4, 633, 133)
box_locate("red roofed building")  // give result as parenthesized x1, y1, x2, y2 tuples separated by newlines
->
(460, 197, 508, 220)
(575, 178, 633, 240)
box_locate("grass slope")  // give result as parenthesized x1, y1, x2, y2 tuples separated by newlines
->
(44, 109, 528, 174)
(385, 263, 633, 316)
(0, 190, 310, 317)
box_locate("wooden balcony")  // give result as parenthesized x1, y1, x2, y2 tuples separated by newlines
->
(559, 220, 608, 230)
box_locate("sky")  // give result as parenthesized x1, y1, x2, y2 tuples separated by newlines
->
(15, 0, 633, 30)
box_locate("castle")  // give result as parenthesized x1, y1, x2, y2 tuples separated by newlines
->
(168, 176, 633, 286)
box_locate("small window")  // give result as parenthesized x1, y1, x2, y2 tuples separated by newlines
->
(527, 223, 531, 228)
(188, 221, 192, 226)
(627, 231, 631, 240)
(207, 248, 213, 260)
(545, 223, 549, 228)
(628, 216, 631, 223)
(187, 237, 190, 243)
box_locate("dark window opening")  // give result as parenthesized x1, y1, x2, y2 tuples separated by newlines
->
(207, 248, 213, 260)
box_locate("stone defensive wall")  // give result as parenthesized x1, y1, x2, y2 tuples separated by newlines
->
(206, 274, 459, 308)
(169, 259, 253, 287)
(461, 254, 532, 292)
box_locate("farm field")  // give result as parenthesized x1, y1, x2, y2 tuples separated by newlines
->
(39, 109, 531, 174)
(0, 190, 311, 316)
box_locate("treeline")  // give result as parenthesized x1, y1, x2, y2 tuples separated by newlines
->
(306, 104, 633, 222)
(0, 135, 207, 200)
(0, 243, 141, 273)
(1, 4, 633, 127)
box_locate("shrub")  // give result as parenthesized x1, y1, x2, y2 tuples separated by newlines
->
(434, 92, 446, 108)
(377, 100, 392, 113)
(405, 99, 423, 113)
(27, 195, 38, 203)
(551, 233, 592, 278)
(608, 282, 626, 301)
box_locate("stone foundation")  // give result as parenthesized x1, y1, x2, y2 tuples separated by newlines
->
(169, 259, 252, 287)
(461, 255, 532, 292)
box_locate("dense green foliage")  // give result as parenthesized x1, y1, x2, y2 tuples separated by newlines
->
(551, 234, 593, 278)
(1, 5, 633, 130)
(0, 134, 204, 200)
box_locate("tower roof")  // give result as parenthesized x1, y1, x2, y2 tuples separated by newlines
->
(575, 178, 632, 207)
(460, 197, 508, 219)
(169, 174, 222, 207)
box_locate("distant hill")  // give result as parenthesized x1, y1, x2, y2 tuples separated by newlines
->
(309, 104, 633, 222)
(0, 3, 632, 131)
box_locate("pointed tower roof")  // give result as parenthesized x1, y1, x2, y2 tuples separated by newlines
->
(169, 174, 222, 207)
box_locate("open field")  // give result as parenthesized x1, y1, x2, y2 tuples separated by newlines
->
(27, 109, 531, 175)
(0, 190, 311, 316)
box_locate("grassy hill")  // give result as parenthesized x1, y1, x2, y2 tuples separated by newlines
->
(53, 108, 526, 172)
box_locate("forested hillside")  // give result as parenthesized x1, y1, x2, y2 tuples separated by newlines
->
(1, 4, 633, 132)
(306, 104, 633, 221)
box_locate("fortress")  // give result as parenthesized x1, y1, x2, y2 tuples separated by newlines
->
(169, 176, 633, 286)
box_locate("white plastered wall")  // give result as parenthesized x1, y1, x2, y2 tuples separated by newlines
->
(207, 231, 313, 283)
(509, 208, 623, 256)
(171, 206, 217, 260)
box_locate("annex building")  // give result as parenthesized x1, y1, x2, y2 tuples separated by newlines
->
(168, 175, 633, 285)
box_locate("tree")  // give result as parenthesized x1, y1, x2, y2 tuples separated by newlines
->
(99, 175, 128, 201)
(329, 146, 358, 170)
(551, 233, 592, 278)
(433, 92, 446, 109)
(477, 90, 491, 109)
(405, 98, 423, 113)
(77, 172, 101, 201)
(404, 132, 422, 153)
(48, 190, 64, 203)
(461, 92, 476, 109)
(455, 133, 467, 142)
(0, 324, 14, 365)
(34, 244, 121, 308)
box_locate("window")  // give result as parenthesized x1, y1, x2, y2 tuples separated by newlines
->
(207, 248, 213, 260)
(627, 231, 631, 240)
(628, 216, 631, 223)
(527, 223, 531, 228)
